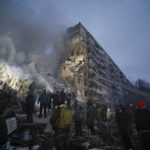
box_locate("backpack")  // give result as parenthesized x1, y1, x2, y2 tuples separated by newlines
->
(56, 107, 72, 132)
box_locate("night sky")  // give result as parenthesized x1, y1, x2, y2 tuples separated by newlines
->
(0, 0, 150, 82)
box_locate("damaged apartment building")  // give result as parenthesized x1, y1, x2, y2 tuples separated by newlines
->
(59, 23, 133, 107)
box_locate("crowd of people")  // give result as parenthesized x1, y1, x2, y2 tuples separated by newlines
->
(49, 96, 150, 150)
(49, 97, 108, 150)
(116, 101, 150, 150)
(1, 87, 150, 150)
(23, 88, 110, 150)
(25, 88, 72, 122)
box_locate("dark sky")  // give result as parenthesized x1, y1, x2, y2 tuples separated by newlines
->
(0, 0, 150, 82)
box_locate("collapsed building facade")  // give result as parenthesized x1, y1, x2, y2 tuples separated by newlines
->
(59, 23, 134, 107)
(0, 22, 149, 109)
(1, 23, 150, 150)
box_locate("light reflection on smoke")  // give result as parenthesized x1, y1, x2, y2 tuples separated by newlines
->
(0, 0, 68, 94)
(0, 34, 54, 93)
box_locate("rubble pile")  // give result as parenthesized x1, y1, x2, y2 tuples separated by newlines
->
(0, 61, 32, 99)
(100, 119, 123, 150)
(0, 89, 21, 115)
(0, 88, 53, 149)
(70, 117, 124, 150)
(0, 64, 126, 150)
(8, 122, 54, 150)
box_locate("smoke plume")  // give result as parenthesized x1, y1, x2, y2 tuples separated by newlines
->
(0, 0, 68, 90)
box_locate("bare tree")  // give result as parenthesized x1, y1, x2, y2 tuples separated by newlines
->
(135, 79, 150, 93)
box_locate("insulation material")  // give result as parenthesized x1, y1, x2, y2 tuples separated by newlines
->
(6, 117, 17, 135)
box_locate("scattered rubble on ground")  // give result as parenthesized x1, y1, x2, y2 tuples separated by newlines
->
(0, 86, 126, 150)
(70, 118, 124, 150)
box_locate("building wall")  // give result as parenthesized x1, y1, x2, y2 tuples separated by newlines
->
(59, 23, 132, 106)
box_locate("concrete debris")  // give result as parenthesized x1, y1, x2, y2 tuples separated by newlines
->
(76, 95, 84, 103)
(6, 117, 17, 135)
(31, 145, 40, 150)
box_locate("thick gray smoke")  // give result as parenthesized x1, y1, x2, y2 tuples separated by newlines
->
(0, 0, 68, 89)
(0, 0, 66, 67)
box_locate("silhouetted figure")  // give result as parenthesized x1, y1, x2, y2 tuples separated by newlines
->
(117, 107, 132, 150)
(86, 103, 97, 135)
(96, 104, 103, 135)
(135, 101, 150, 150)
(73, 106, 83, 136)
(48, 92, 53, 112)
(53, 91, 60, 108)
(0, 115, 8, 150)
(28, 82, 36, 92)
(86, 99, 93, 108)
(127, 104, 135, 124)
(59, 89, 67, 104)
(25, 90, 35, 123)
(50, 106, 60, 132)
(67, 93, 71, 109)
(101, 104, 107, 121)
(38, 89, 49, 118)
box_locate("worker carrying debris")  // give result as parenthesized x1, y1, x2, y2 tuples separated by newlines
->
(50, 104, 72, 150)
(38, 89, 49, 118)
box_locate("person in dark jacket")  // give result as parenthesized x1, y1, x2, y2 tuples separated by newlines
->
(135, 101, 150, 150)
(25, 90, 35, 123)
(101, 104, 107, 121)
(73, 106, 83, 136)
(50, 106, 60, 133)
(96, 104, 103, 135)
(0, 116, 8, 149)
(86, 99, 93, 108)
(38, 89, 49, 118)
(53, 91, 60, 109)
(86, 103, 97, 135)
(66, 92, 71, 109)
(59, 89, 67, 104)
(48, 92, 53, 112)
(117, 107, 132, 150)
